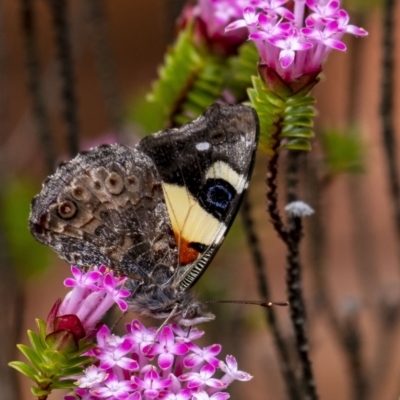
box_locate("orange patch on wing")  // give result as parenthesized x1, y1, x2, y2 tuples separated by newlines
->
(174, 231, 200, 265)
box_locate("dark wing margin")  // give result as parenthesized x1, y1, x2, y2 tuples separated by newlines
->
(138, 103, 260, 291)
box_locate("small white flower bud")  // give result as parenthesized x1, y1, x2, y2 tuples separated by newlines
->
(285, 201, 314, 217)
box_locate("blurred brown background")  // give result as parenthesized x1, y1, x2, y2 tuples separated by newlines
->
(0, 0, 398, 399)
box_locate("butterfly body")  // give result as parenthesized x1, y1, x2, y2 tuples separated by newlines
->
(29, 104, 259, 325)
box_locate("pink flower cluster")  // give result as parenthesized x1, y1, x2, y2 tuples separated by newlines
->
(65, 320, 251, 400)
(59, 266, 130, 334)
(220, 0, 368, 81)
(195, 0, 249, 37)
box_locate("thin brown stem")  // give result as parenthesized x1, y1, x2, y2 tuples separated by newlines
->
(306, 160, 369, 400)
(380, 0, 400, 269)
(285, 153, 318, 400)
(267, 145, 318, 399)
(47, 0, 79, 156)
(84, 0, 123, 136)
(241, 193, 302, 400)
(20, 0, 55, 173)
(266, 124, 288, 242)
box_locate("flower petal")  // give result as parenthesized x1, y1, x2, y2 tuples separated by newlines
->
(324, 38, 346, 51)
(158, 352, 174, 370)
(279, 49, 295, 68)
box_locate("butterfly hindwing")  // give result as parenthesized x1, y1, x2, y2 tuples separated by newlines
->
(30, 144, 179, 284)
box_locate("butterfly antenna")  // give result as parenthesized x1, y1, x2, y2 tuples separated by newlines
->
(145, 304, 180, 357)
(110, 311, 128, 331)
(206, 300, 289, 307)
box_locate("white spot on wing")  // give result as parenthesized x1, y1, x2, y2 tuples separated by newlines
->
(196, 142, 210, 151)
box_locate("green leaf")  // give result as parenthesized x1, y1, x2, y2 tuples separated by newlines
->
(286, 95, 316, 107)
(36, 318, 47, 343)
(228, 41, 258, 99)
(285, 106, 315, 117)
(42, 349, 68, 366)
(280, 138, 312, 152)
(247, 75, 283, 153)
(17, 344, 42, 369)
(62, 355, 92, 369)
(8, 361, 38, 380)
(282, 116, 314, 127)
(27, 330, 45, 353)
(55, 366, 86, 378)
(50, 379, 76, 389)
(35, 377, 53, 386)
(31, 387, 51, 397)
(281, 126, 314, 139)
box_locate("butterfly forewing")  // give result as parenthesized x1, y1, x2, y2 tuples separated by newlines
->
(138, 104, 259, 290)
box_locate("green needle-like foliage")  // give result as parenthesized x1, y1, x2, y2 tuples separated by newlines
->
(145, 26, 229, 130)
(9, 318, 93, 398)
(247, 67, 318, 154)
(228, 41, 259, 100)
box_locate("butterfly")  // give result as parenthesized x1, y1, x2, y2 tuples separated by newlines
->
(29, 103, 259, 326)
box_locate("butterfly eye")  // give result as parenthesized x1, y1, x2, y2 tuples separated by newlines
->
(57, 200, 77, 219)
(105, 172, 124, 195)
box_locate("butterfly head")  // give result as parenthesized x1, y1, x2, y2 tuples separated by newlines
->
(126, 282, 214, 326)
(175, 293, 215, 326)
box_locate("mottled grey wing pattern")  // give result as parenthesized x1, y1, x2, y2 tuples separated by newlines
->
(29, 144, 179, 285)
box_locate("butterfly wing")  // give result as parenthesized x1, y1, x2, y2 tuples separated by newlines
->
(138, 103, 259, 291)
(29, 144, 179, 286)
(29, 104, 259, 296)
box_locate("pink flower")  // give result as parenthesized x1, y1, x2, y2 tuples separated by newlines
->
(184, 343, 222, 368)
(305, 0, 341, 26)
(94, 330, 138, 371)
(179, 0, 249, 55)
(159, 389, 192, 400)
(143, 326, 188, 370)
(133, 366, 172, 398)
(58, 266, 130, 333)
(126, 319, 157, 352)
(220, 355, 253, 385)
(67, 319, 251, 400)
(192, 392, 230, 400)
(171, 324, 204, 343)
(75, 366, 108, 389)
(225, 0, 368, 81)
(179, 364, 226, 390)
(268, 28, 313, 68)
(90, 372, 136, 399)
(251, 0, 295, 21)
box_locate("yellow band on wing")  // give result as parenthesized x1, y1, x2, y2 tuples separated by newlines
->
(162, 183, 224, 247)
